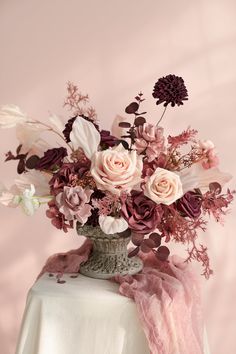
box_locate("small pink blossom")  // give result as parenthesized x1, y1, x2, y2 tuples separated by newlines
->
(198, 140, 219, 169)
(56, 186, 93, 225)
(198, 140, 215, 151)
(202, 149, 219, 169)
(92, 192, 120, 216)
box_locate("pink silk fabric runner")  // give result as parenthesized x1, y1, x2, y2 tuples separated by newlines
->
(38, 240, 204, 354)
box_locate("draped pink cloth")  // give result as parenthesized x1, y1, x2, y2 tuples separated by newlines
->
(38, 241, 204, 354)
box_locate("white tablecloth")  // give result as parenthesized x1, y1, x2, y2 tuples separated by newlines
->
(15, 273, 211, 354)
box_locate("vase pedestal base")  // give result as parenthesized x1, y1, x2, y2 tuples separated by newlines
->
(80, 251, 143, 280)
(77, 224, 143, 280)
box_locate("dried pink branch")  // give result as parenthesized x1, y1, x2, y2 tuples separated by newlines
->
(157, 205, 212, 278)
(185, 242, 213, 279)
(64, 82, 98, 123)
(202, 187, 235, 223)
(92, 193, 120, 216)
(159, 205, 207, 244)
(64, 81, 89, 109)
(168, 127, 198, 148)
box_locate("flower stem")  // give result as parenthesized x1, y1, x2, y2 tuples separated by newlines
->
(156, 106, 167, 126)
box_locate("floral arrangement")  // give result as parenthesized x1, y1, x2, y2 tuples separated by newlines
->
(0, 75, 234, 278)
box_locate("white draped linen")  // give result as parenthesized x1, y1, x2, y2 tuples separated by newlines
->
(15, 273, 210, 354)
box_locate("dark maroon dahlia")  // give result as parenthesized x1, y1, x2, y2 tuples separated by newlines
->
(36, 147, 67, 171)
(153, 74, 188, 107)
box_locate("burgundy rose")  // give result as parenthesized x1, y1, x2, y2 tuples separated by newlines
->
(36, 147, 67, 170)
(121, 191, 163, 234)
(49, 160, 91, 195)
(100, 130, 118, 148)
(176, 191, 202, 219)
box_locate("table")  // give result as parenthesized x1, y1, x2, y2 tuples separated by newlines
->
(15, 273, 211, 354)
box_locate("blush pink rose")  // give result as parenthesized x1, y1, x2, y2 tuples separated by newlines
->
(90, 144, 143, 195)
(144, 167, 183, 205)
(56, 186, 93, 224)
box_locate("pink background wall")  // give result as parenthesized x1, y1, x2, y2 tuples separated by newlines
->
(0, 1, 236, 353)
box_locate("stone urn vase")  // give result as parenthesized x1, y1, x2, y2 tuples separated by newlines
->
(76, 224, 143, 280)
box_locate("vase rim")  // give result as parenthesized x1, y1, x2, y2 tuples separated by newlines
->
(76, 223, 131, 239)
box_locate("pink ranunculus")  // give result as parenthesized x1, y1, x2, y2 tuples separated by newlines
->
(134, 138, 148, 154)
(90, 144, 143, 195)
(121, 191, 163, 234)
(136, 123, 160, 142)
(145, 142, 165, 162)
(134, 123, 165, 162)
(144, 167, 183, 205)
(56, 186, 93, 225)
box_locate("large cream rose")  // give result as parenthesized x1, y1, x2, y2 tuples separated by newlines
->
(144, 167, 183, 205)
(90, 144, 143, 195)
